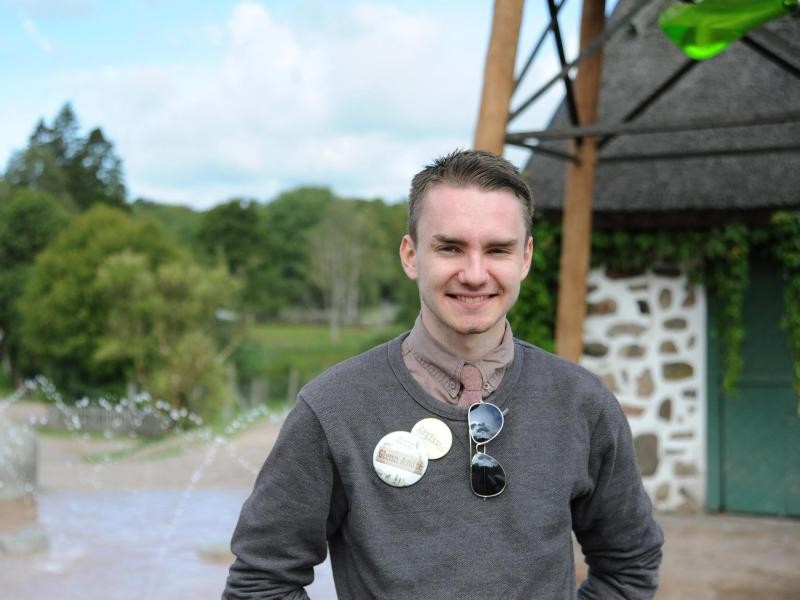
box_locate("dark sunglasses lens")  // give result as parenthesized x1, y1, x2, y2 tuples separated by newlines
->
(468, 403, 504, 444)
(471, 452, 506, 497)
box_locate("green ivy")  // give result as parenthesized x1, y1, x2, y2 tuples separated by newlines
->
(510, 212, 800, 397)
(509, 218, 560, 353)
(770, 212, 800, 403)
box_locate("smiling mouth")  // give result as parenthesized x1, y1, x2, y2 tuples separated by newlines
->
(449, 294, 496, 304)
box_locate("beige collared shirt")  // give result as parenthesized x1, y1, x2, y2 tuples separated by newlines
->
(401, 315, 515, 406)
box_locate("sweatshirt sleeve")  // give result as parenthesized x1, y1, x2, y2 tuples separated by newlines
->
(223, 396, 346, 600)
(572, 390, 664, 600)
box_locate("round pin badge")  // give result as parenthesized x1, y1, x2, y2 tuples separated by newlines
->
(411, 418, 453, 460)
(372, 431, 428, 487)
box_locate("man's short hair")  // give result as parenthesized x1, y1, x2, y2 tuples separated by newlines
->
(407, 149, 534, 242)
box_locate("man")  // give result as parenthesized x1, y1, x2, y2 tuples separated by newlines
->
(223, 150, 663, 599)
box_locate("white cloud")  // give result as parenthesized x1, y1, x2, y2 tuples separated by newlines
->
(4, 1, 568, 209)
(22, 16, 53, 54)
(53, 1, 494, 207)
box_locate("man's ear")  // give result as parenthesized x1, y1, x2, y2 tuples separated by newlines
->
(520, 235, 533, 280)
(399, 234, 418, 280)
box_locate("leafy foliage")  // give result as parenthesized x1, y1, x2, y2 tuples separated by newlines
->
(19, 206, 182, 397)
(130, 199, 203, 247)
(199, 187, 416, 324)
(0, 188, 71, 266)
(195, 198, 266, 314)
(94, 252, 239, 418)
(511, 214, 800, 395)
(3, 103, 126, 211)
(258, 187, 334, 315)
(352, 199, 411, 309)
(309, 200, 369, 338)
(0, 189, 71, 376)
(359, 199, 420, 329)
(19, 205, 243, 417)
(700, 225, 750, 392)
(196, 198, 263, 274)
(2, 107, 424, 419)
(509, 218, 560, 352)
(66, 127, 126, 209)
(770, 211, 800, 398)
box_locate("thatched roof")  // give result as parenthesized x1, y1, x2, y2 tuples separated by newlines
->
(521, 0, 800, 228)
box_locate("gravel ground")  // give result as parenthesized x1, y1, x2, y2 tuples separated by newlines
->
(2, 400, 799, 599)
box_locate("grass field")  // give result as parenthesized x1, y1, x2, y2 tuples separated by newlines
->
(0, 369, 12, 397)
(233, 322, 407, 410)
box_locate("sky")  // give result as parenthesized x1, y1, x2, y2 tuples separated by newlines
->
(0, 0, 590, 210)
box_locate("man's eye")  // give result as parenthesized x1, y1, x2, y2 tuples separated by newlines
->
(488, 247, 512, 255)
(437, 246, 459, 254)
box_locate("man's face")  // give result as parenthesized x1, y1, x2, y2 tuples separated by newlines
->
(399, 183, 533, 349)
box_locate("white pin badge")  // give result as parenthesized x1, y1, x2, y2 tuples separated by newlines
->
(373, 431, 428, 487)
(411, 418, 453, 460)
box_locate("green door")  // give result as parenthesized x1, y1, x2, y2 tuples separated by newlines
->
(717, 256, 800, 516)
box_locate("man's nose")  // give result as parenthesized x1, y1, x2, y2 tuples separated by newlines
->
(458, 253, 489, 287)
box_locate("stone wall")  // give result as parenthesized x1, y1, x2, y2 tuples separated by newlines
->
(580, 267, 706, 512)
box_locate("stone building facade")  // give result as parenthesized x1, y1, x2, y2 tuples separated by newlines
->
(579, 267, 706, 512)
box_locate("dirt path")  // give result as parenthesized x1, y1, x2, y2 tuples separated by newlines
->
(651, 514, 800, 599)
(3, 400, 800, 599)
(39, 415, 282, 493)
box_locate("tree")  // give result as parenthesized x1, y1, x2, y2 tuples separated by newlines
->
(4, 143, 73, 209)
(353, 198, 417, 322)
(258, 187, 334, 316)
(19, 205, 243, 417)
(94, 252, 239, 418)
(66, 127, 126, 210)
(130, 198, 204, 248)
(258, 190, 415, 325)
(0, 178, 11, 203)
(196, 199, 262, 273)
(0, 189, 70, 379)
(19, 206, 180, 397)
(309, 200, 369, 340)
(4, 103, 126, 211)
(195, 198, 267, 315)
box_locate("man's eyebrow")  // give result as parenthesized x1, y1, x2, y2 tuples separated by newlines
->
(432, 234, 464, 245)
(486, 239, 518, 248)
(431, 234, 519, 247)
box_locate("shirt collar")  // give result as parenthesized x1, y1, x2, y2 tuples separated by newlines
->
(404, 315, 515, 400)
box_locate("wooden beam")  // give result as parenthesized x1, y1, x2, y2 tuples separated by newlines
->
(508, 0, 652, 124)
(555, 0, 606, 362)
(474, 0, 525, 154)
(507, 110, 800, 142)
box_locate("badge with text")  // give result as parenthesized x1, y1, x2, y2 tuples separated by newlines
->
(372, 431, 428, 487)
(411, 418, 453, 460)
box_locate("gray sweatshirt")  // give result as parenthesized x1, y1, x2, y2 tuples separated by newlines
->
(223, 335, 663, 599)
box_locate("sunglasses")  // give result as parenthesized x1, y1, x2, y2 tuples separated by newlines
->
(467, 402, 506, 498)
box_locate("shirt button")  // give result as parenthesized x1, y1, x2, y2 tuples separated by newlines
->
(448, 382, 456, 389)
(483, 383, 490, 390)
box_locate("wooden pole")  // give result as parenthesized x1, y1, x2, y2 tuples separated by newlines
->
(555, 0, 606, 362)
(474, 0, 525, 154)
